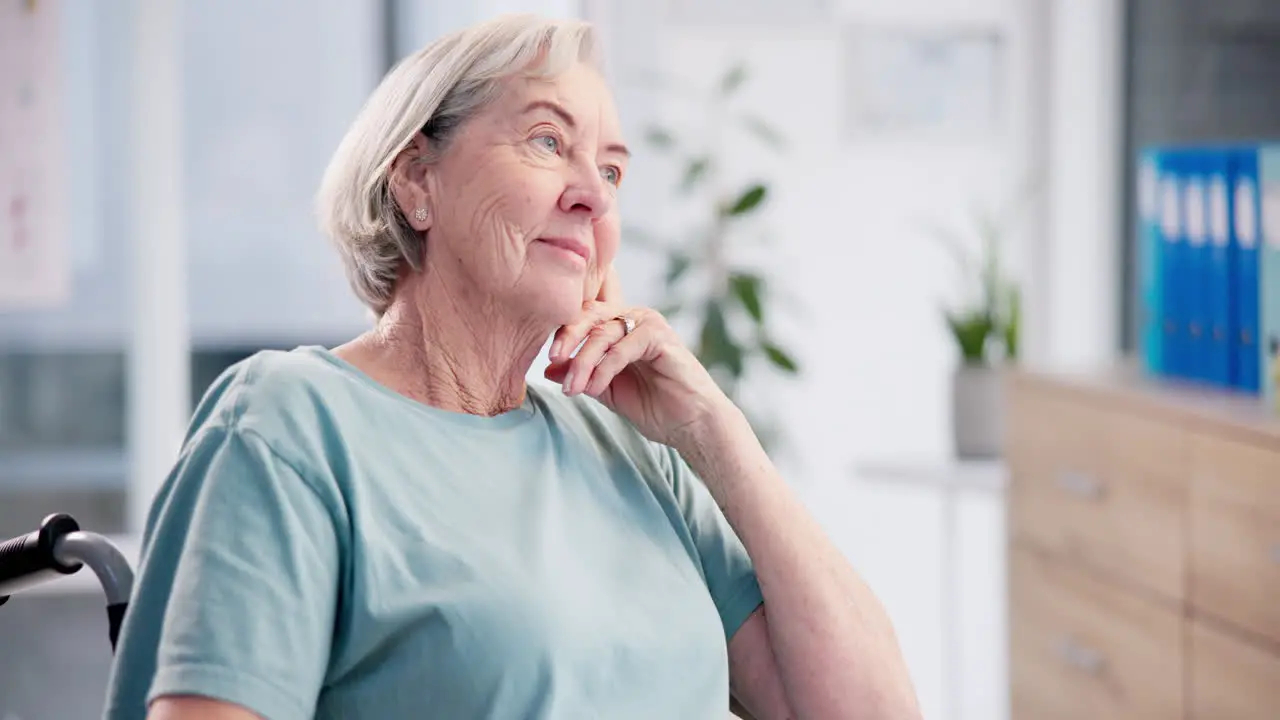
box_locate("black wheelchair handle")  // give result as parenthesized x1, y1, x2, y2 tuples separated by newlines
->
(0, 513, 83, 605)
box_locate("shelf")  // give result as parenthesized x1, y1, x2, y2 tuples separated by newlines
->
(853, 457, 1008, 493)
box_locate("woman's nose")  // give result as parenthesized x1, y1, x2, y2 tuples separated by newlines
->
(558, 158, 612, 219)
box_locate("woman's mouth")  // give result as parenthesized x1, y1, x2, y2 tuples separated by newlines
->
(535, 237, 590, 265)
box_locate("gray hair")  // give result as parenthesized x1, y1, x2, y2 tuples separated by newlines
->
(316, 14, 603, 315)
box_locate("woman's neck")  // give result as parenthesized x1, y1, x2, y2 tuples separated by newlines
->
(337, 277, 554, 417)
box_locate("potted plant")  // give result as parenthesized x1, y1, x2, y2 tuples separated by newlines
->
(628, 62, 800, 451)
(928, 202, 1022, 459)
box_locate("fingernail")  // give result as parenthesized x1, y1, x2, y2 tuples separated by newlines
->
(563, 369, 575, 394)
(550, 340, 562, 360)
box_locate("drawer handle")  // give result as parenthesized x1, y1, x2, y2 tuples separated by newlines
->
(1053, 636, 1105, 675)
(1054, 470, 1104, 500)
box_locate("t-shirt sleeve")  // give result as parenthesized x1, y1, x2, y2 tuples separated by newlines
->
(133, 425, 341, 720)
(662, 445, 764, 642)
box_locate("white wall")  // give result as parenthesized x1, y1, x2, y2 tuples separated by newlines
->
(595, 0, 1041, 475)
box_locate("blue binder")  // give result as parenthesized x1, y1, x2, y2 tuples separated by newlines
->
(1183, 148, 1213, 381)
(1260, 145, 1280, 410)
(1203, 147, 1233, 386)
(1138, 147, 1166, 376)
(1229, 146, 1262, 394)
(1159, 149, 1188, 379)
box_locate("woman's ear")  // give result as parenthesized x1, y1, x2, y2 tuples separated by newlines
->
(388, 133, 433, 231)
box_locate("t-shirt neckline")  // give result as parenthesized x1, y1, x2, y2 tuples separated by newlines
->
(296, 345, 540, 430)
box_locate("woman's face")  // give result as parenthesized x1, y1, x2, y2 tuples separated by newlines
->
(406, 61, 628, 326)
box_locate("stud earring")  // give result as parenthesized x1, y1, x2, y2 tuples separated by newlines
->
(413, 207, 428, 222)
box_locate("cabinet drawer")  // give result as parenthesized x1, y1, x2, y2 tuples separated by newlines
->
(1189, 619, 1280, 719)
(1009, 396, 1188, 598)
(1009, 544, 1183, 720)
(1190, 434, 1280, 643)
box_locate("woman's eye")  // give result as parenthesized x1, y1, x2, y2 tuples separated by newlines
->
(601, 166, 621, 186)
(533, 135, 560, 154)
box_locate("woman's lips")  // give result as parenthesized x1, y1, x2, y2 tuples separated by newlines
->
(536, 236, 590, 264)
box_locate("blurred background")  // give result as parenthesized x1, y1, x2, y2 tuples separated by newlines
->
(3, 0, 1280, 718)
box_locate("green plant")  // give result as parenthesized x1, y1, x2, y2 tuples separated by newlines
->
(927, 203, 1023, 366)
(628, 62, 799, 437)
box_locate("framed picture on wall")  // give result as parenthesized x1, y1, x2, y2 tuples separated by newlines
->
(0, 0, 70, 310)
(843, 25, 1005, 142)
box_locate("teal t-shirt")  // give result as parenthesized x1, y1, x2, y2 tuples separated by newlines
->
(103, 346, 763, 719)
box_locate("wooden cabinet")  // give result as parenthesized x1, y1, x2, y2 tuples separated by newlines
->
(1008, 368, 1280, 719)
(1189, 619, 1280, 720)
(1010, 543, 1184, 720)
(1188, 434, 1280, 646)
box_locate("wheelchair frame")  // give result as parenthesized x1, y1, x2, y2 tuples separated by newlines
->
(0, 513, 135, 653)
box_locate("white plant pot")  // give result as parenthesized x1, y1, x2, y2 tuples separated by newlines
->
(951, 363, 1006, 459)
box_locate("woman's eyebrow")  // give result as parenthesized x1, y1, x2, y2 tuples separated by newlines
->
(521, 100, 630, 157)
(521, 99, 577, 129)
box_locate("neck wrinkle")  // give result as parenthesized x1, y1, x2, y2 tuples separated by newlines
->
(354, 264, 556, 417)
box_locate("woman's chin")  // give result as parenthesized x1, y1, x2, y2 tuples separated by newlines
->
(521, 285, 591, 328)
(548, 299, 590, 327)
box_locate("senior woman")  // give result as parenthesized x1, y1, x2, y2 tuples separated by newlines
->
(104, 13, 918, 720)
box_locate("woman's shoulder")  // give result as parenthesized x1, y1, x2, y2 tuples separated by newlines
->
(184, 346, 354, 457)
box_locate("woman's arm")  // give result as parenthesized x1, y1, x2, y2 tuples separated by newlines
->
(102, 425, 342, 720)
(728, 605, 790, 719)
(548, 297, 920, 717)
(149, 696, 263, 720)
(678, 404, 922, 720)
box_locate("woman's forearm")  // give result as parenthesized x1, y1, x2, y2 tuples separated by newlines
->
(677, 406, 922, 720)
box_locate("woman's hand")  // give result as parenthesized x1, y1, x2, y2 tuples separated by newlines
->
(544, 268, 735, 448)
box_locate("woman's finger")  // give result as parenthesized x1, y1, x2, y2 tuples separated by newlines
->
(562, 318, 627, 394)
(549, 301, 622, 362)
(543, 360, 570, 384)
(582, 325, 651, 398)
